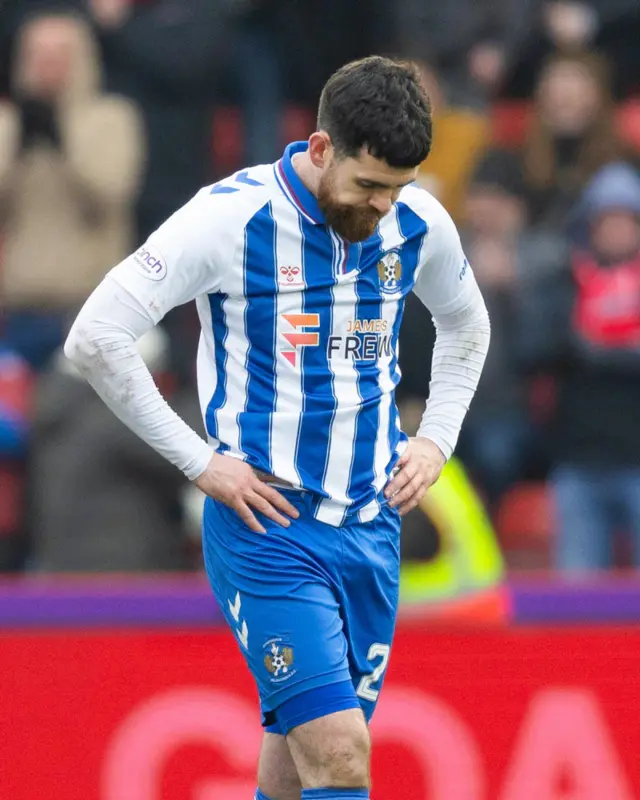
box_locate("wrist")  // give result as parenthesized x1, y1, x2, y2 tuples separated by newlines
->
(415, 432, 450, 463)
(187, 442, 215, 482)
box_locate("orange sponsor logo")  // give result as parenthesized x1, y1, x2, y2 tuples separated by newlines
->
(281, 313, 319, 366)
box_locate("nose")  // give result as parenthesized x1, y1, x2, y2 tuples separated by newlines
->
(369, 193, 393, 214)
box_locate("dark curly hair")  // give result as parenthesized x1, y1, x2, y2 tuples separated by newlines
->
(317, 56, 432, 168)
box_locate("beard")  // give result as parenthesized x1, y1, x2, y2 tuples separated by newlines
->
(317, 173, 383, 243)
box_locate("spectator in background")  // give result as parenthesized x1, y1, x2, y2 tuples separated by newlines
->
(230, 0, 285, 167)
(415, 63, 490, 222)
(520, 162, 640, 572)
(522, 51, 628, 227)
(88, 0, 232, 241)
(218, 0, 395, 165)
(0, 12, 143, 370)
(88, 0, 232, 385)
(454, 150, 566, 505)
(29, 327, 202, 572)
(505, 0, 640, 99)
(393, 0, 534, 111)
(0, 344, 32, 571)
(0, 0, 20, 96)
(271, 0, 393, 109)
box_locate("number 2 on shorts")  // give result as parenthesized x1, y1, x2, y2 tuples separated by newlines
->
(356, 643, 391, 702)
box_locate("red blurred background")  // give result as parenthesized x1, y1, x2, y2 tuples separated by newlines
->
(2, 622, 639, 800)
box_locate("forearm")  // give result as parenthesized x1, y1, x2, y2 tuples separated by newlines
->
(64, 276, 213, 480)
(418, 302, 491, 458)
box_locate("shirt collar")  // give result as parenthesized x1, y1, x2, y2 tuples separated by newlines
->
(275, 141, 325, 225)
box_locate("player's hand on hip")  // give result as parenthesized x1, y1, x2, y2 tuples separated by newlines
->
(384, 437, 446, 517)
(194, 453, 300, 533)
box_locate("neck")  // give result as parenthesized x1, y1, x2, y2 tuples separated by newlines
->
(291, 150, 321, 198)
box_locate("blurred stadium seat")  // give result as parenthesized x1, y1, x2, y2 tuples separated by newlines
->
(490, 101, 532, 148)
(617, 97, 640, 150)
(212, 106, 243, 173)
(212, 105, 315, 174)
(495, 481, 554, 568)
(213, 99, 640, 175)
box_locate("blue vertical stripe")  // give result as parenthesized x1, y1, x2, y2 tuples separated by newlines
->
(239, 202, 278, 470)
(330, 239, 364, 525)
(387, 203, 429, 459)
(295, 218, 337, 508)
(390, 203, 429, 383)
(345, 228, 385, 513)
(206, 292, 231, 453)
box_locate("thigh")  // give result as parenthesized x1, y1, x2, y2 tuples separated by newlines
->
(340, 502, 401, 722)
(202, 496, 352, 725)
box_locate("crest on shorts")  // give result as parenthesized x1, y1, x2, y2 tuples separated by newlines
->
(264, 639, 295, 682)
(377, 251, 402, 294)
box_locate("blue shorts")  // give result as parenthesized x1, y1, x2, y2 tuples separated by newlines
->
(202, 489, 400, 733)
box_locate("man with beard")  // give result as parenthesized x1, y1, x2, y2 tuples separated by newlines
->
(64, 57, 490, 800)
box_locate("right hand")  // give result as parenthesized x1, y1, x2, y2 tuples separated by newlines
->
(89, 0, 132, 29)
(194, 453, 300, 533)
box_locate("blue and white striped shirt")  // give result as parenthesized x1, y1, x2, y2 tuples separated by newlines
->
(107, 141, 486, 525)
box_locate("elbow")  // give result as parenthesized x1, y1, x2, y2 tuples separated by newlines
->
(482, 305, 491, 340)
(63, 327, 78, 364)
(478, 307, 491, 353)
(64, 310, 136, 374)
(435, 302, 491, 338)
(63, 321, 98, 371)
(477, 293, 491, 331)
(472, 298, 491, 344)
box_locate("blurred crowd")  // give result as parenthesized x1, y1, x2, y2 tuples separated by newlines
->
(0, 0, 639, 577)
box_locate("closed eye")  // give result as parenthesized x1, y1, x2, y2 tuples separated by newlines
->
(356, 178, 413, 191)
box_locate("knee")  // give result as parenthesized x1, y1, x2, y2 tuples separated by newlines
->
(287, 709, 371, 789)
(323, 726, 370, 786)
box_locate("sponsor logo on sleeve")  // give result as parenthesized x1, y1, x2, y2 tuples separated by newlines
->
(459, 256, 470, 281)
(132, 243, 167, 281)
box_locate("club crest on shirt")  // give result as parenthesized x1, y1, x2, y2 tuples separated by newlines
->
(263, 638, 296, 683)
(377, 251, 402, 294)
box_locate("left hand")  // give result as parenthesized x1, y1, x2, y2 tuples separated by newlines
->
(384, 437, 446, 516)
